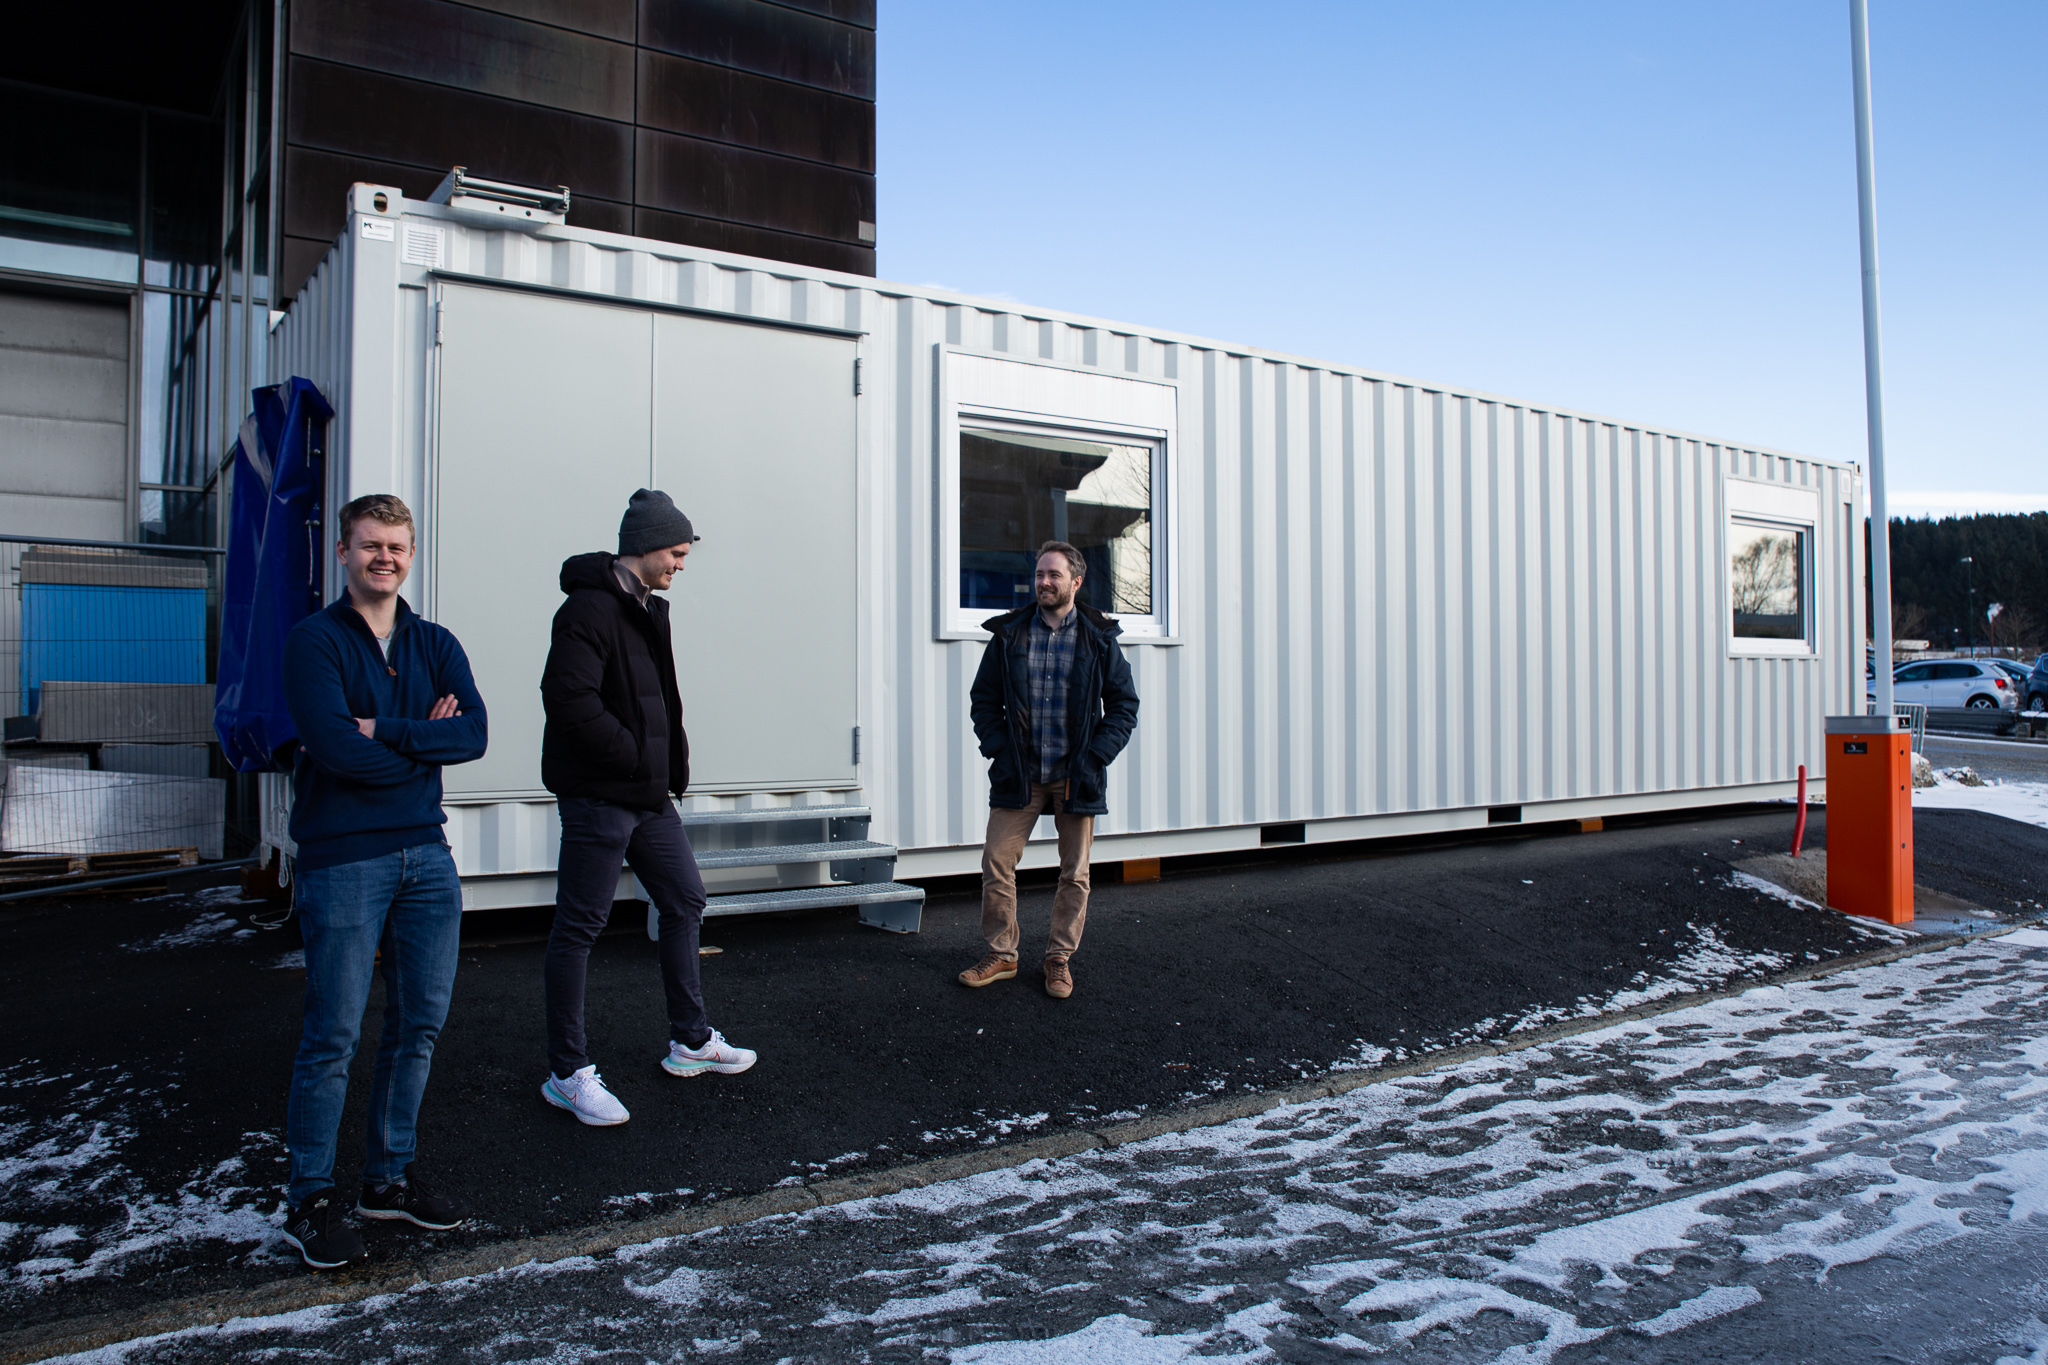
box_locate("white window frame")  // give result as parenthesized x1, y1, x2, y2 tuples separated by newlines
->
(1724, 476, 1821, 658)
(937, 346, 1179, 642)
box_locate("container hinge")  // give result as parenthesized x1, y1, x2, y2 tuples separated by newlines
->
(853, 357, 862, 396)
(433, 300, 445, 346)
(852, 725, 861, 766)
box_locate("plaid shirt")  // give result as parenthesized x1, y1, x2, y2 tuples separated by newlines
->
(1026, 607, 1080, 784)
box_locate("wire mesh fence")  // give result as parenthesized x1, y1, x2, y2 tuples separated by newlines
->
(0, 537, 253, 884)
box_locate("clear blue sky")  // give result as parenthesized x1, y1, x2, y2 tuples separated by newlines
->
(877, 2, 2044, 517)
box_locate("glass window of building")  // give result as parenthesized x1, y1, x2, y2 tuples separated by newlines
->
(0, 0, 278, 550)
(1729, 520, 1807, 642)
(959, 426, 1157, 621)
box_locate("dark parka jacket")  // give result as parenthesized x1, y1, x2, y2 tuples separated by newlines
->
(539, 553, 688, 809)
(969, 603, 1140, 815)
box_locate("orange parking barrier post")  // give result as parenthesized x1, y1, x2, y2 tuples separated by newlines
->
(1823, 714, 1913, 925)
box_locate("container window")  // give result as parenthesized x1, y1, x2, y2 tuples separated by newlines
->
(1729, 519, 1806, 641)
(959, 426, 1155, 618)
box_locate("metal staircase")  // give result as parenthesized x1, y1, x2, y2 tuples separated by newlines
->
(647, 802, 923, 939)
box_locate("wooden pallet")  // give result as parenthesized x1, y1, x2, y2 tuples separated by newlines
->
(0, 846, 201, 894)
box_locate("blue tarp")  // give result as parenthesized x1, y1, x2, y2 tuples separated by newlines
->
(214, 377, 333, 772)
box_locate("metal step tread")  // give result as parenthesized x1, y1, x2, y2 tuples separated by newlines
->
(693, 840, 894, 870)
(673, 804, 870, 828)
(703, 881, 924, 916)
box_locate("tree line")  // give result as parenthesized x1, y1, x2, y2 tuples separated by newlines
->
(1864, 512, 2048, 656)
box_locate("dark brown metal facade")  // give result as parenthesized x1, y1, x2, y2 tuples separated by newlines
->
(280, 0, 876, 298)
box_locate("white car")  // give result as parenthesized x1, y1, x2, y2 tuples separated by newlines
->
(1889, 659, 2019, 711)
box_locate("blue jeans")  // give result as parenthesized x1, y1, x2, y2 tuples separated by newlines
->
(546, 798, 710, 1079)
(285, 841, 462, 1204)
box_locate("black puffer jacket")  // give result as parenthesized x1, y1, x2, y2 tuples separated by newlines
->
(969, 604, 1139, 815)
(540, 553, 688, 809)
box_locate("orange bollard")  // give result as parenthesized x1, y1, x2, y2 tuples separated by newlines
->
(1823, 715, 1913, 925)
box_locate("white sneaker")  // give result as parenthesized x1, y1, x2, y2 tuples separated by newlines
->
(541, 1065, 630, 1125)
(661, 1029, 757, 1078)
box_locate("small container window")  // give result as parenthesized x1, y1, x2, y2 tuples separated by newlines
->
(1729, 519, 1806, 642)
(959, 426, 1155, 617)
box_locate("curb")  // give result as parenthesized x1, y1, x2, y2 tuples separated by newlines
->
(0, 921, 2024, 1364)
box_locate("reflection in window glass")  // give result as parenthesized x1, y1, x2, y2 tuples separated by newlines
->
(144, 110, 223, 292)
(139, 489, 215, 547)
(0, 84, 143, 284)
(960, 427, 1153, 615)
(1730, 521, 1805, 640)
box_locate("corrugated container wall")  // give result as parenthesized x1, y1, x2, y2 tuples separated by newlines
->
(271, 189, 1864, 884)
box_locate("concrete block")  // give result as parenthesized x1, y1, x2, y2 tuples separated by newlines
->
(36, 682, 215, 744)
(0, 765, 224, 859)
(98, 744, 212, 778)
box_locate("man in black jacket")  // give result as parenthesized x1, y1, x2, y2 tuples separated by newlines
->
(960, 540, 1140, 999)
(537, 488, 755, 1127)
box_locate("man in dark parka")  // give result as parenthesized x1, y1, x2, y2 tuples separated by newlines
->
(960, 540, 1140, 999)
(536, 488, 756, 1126)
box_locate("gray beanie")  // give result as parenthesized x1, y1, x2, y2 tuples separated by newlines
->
(618, 488, 698, 556)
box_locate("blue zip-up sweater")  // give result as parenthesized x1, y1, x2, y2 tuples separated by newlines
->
(282, 594, 488, 872)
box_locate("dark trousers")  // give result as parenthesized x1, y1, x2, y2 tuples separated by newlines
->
(545, 797, 711, 1078)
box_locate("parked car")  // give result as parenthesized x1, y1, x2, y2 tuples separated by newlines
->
(1890, 659, 2019, 710)
(1989, 658, 2031, 691)
(2025, 654, 2048, 713)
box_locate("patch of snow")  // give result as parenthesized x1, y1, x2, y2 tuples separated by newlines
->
(1634, 1284, 1763, 1335)
(1917, 778, 2048, 829)
(950, 1308, 1282, 1363)
(624, 1263, 704, 1308)
(1165, 1283, 1239, 1305)
(266, 949, 305, 971)
(0, 1066, 287, 1309)
(1730, 869, 1822, 911)
(121, 911, 244, 953)
(920, 1112, 1052, 1147)
(42, 1303, 346, 1363)
(816, 1284, 986, 1326)
(604, 1184, 694, 1211)
(1992, 1320, 2048, 1365)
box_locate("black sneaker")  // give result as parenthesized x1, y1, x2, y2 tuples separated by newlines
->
(357, 1162, 467, 1230)
(281, 1189, 366, 1269)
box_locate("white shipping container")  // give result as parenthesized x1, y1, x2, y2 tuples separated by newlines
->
(265, 183, 1864, 913)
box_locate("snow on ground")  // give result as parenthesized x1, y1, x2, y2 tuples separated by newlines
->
(51, 929, 2048, 1364)
(119, 910, 253, 953)
(5, 908, 1807, 1326)
(1917, 772, 2048, 829)
(0, 1064, 291, 1310)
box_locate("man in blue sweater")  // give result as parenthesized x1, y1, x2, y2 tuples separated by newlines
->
(278, 493, 487, 1269)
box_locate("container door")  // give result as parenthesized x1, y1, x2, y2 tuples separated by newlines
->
(650, 312, 858, 790)
(431, 284, 653, 797)
(430, 282, 858, 798)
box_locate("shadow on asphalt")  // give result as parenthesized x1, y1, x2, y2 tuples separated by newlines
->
(3, 802, 2043, 1331)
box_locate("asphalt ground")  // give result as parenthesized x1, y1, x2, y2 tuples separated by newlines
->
(1923, 731, 2048, 785)
(60, 921, 2048, 1365)
(4, 802, 2045, 1338)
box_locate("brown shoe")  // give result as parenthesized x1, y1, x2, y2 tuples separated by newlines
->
(1044, 956, 1073, 999)
(958, 953, 1018, 987)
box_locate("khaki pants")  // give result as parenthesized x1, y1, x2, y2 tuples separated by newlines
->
(980, 781, 1094, 961)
